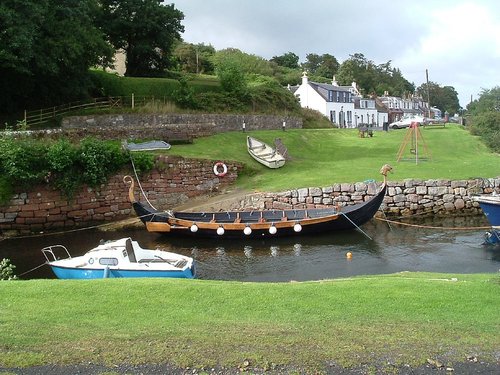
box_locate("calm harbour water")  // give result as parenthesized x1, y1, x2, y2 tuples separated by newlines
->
(1, 216, 499, 281)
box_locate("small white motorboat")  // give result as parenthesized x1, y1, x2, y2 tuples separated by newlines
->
(247, 136, 286, 169)
(42, 237, 195, 279)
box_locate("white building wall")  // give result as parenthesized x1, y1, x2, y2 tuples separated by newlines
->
(294, 84, 325, 113)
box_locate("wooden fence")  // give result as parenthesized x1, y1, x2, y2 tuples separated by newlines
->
(23, 95, 169, 127)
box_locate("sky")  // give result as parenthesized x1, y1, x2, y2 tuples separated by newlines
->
(171, 0, 500, 109)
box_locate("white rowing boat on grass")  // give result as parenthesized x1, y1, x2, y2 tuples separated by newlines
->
(246, 136, 285, 169)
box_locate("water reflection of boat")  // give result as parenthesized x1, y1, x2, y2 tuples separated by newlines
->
(42, 237, 195, 279)
(473, 194, 500, 244)
(124, 165, 391, 239)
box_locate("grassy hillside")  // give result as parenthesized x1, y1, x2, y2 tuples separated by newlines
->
(163, 125, 500, 191)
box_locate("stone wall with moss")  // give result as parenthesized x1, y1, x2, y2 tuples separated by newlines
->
(0, 155, 241, 234)
(61, 113, 302, 141)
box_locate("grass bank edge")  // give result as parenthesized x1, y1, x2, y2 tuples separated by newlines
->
(1, 272, 499, 369)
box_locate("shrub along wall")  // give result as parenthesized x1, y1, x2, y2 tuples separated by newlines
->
(0, 156, 241, 234)
(61, 113, 303, 141)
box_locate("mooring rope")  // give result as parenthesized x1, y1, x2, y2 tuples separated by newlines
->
(340, 212, 372, 240)
(17, 262, 48, 277)
(375, 217, 491, 231)
(0, 213, 152, 240)
(129, 153, 157, 210)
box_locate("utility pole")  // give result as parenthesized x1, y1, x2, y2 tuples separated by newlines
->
(426, 69, 431, 118)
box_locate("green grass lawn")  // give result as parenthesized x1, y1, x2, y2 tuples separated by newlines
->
(1, 273, 499, 372)
(164, 125, 500, 192)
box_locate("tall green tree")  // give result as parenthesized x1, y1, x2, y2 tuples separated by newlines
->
(173, 42, 215, 74)
(0, 0, 113, 113)
(269, 52, 300, 69)
(302, 53, 322, 74)
(315, 54, 340, 79)
(99, 0, 184, 76)
(212, 51, 248, 98)
(416, 82, 460, 115)
(337, 54, 413, 96)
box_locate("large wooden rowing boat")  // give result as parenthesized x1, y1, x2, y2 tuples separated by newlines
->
(124, 165, 391, 239)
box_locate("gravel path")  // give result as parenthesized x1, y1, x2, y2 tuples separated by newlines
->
(2, 360, 500, 375)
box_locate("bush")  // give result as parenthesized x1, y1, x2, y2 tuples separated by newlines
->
(300, 108, 334, 129)
(0, 138, 49, 187)
(470, 112, 500, 153)
(47, 139, 82, 196)
(0, 137, 132, 204)
(129, 152, 155, 176)
(0, 259, 18, 280)
(79, 138, 127, 186)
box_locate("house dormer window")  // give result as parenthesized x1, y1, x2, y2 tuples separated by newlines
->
(336, 91, 340, 102)
(328, 90, 333, 102)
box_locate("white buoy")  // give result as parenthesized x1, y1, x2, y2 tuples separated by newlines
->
(293, 223, 302, 232)
(243, 226, 252, 235)
(269, 225, 277, 235)
(190, 224, 198, 232)
(217, 226, 225, 236)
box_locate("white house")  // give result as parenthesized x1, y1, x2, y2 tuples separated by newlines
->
(379, 91, 430, 122)
(290, 72, 388, 128)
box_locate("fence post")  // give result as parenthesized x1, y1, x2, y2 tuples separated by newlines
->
(131, 93, 134, 109)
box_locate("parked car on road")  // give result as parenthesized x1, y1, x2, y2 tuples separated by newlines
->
(389, 115, 426, 129)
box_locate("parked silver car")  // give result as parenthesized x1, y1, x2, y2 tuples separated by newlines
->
(389, 116, 426, 129)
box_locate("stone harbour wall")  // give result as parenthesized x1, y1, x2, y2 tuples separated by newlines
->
(1, 164, 499, 234)
(209, 177, 500, 218)
(61, 113, 302, 141)
(0, 156, 241, 234)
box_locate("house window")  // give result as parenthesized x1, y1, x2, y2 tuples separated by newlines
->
(336, 91, 340, 102)
(347, 111, 352, 126)
(330, 110, 336, 122)
(328, 90, 333, 102)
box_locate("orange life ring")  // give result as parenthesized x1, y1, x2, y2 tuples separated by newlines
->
(213, 162, 228, 177)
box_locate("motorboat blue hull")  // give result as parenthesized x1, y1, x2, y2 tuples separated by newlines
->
(476, 200, 500, 227)
(474, 195, 500, 245)
(50, 265, 195, 279)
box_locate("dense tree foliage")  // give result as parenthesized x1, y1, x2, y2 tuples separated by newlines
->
(99, 0, 184, 76)
(270, 52, 300, 69)
(173, 42, 215, 74)
(0, 0, 113, 112)
(466, 87, 500, 153)
(416, 82, 460, 115)
(302, 53, 339, 79)
(0, 1, 461, 120)
(467, 86, 500, 115)
(212, 51, 249, 99)
(212, 48, 273, 76)
(336, 53, 414, 97)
